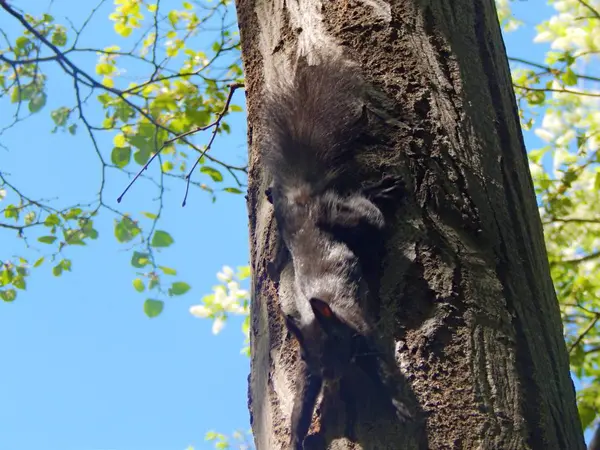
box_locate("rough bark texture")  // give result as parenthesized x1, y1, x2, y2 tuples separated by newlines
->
(236, 0, 585, 449)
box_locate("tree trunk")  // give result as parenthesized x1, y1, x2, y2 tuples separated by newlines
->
(236, 0, 585, 449)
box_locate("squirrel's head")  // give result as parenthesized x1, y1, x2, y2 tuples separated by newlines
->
(284, 298, 369, 380)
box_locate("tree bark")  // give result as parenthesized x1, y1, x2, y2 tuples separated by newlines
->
(235, 0, 585, 449)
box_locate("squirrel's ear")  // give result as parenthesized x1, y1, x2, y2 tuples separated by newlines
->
(309, 298, 337, 331)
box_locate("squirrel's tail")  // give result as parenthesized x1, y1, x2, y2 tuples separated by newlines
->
(261, 59, 365, 193)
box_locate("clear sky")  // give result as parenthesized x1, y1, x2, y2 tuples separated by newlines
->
(0, 1, 589, 449)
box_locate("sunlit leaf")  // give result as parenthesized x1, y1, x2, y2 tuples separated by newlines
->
(144, 299, 164, 318)
(169, 281, 190, 296)
(151, 230, 174, 248)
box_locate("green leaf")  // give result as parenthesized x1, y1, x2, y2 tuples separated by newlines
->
(51, 107, 70, 126)
(133, 278, 145, 292)
(52, 264, 63, 277)
(1, 268, 13, 286)
(151, 230, 174, 248)
(237, 266, 251, 280)
(60, 259, 72, 272)
(15, 36, 31, 51)
(200, 166, 223, 182)
(38, 236, 57, 244)
(579, 402, 596, 430)
(595, 172, 600, 191)
(114, 22, 132, 37)
(51, 26, 67, 46)
(168, 10, 179, 26)
(64, 208, 83, 219)
(205, 431, 218, 441)
(33, 257, 44, 268)
(142, 211, 157, 220)
(114, 216, 140, 243)
(64, 229, 86, 245)
(562, 68, 577, 86)
(131, 251, 150, 268)
(13, 276, 26, 290)
(169, 281, 190, 296)
(148, 278, 159, 290)
(44, 214, 61, 226)
(134, 149, 151, 165)
(4, 205, 18, 220)
(224, 187, 242, 194)
(144, 299, 164, 318)
(128, 134, 151, 151)
(29, 92, 47, 113)
(111, 147, 132, 168)
(81, 220, 98, 239)
(158, 265, 177, 276)
(0, 289, 17, 302)
(528, 91, 545, 105)
(68, 124, 77, 135)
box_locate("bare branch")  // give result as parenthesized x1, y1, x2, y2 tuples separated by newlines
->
(554, 251, 600, 266)
(508, 57, 600, 84)
(543, 218, 600, 225)
(514, 84, 600, 98)
(569, 313, 600, 354)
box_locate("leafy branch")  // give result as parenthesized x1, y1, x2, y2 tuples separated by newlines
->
(0, 0, 248, 311)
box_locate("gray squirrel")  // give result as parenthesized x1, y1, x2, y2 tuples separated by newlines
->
(261, 58, 409, 449)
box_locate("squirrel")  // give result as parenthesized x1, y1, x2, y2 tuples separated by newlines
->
(261, 58, 409, 450)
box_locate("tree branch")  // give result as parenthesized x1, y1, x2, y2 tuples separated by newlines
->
(569, 313, 600, 354)
(1, 0, 247, 186)
(182, 82, 244, 206)
(543, 217, 600, 225)
(514, 84, 600, 98)
(576, 0, 600, 21)
(555, 251, 600, 266)
(508, 57, 600, 84)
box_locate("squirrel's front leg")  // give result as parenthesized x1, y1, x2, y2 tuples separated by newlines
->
(317, 175, 405, 231)
(289, 360, 323, 450)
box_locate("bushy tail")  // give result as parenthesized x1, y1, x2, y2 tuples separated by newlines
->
(261, 59, 365, 193)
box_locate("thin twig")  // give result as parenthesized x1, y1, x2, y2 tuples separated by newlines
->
(569, 313, 600, 353)
(514, 84, 600, 98)
(556, 250, 600, 266)
(117, 82, 244, 204)
(575, 0, 600, 20)
(508, 57, 600, 84)
(543, 217, 600, 225)
(182, 82, 243, 206)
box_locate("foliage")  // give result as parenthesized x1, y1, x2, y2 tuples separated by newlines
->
(0, 0, 245, 314)
(503, 0, 600, 433)
(203, 429, 254, 450)
(190, 265, 250, 354)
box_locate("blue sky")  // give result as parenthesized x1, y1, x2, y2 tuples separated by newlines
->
(0, 0, 590, 449)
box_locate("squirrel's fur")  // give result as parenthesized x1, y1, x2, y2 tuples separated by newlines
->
(261, 58, 407, 450)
